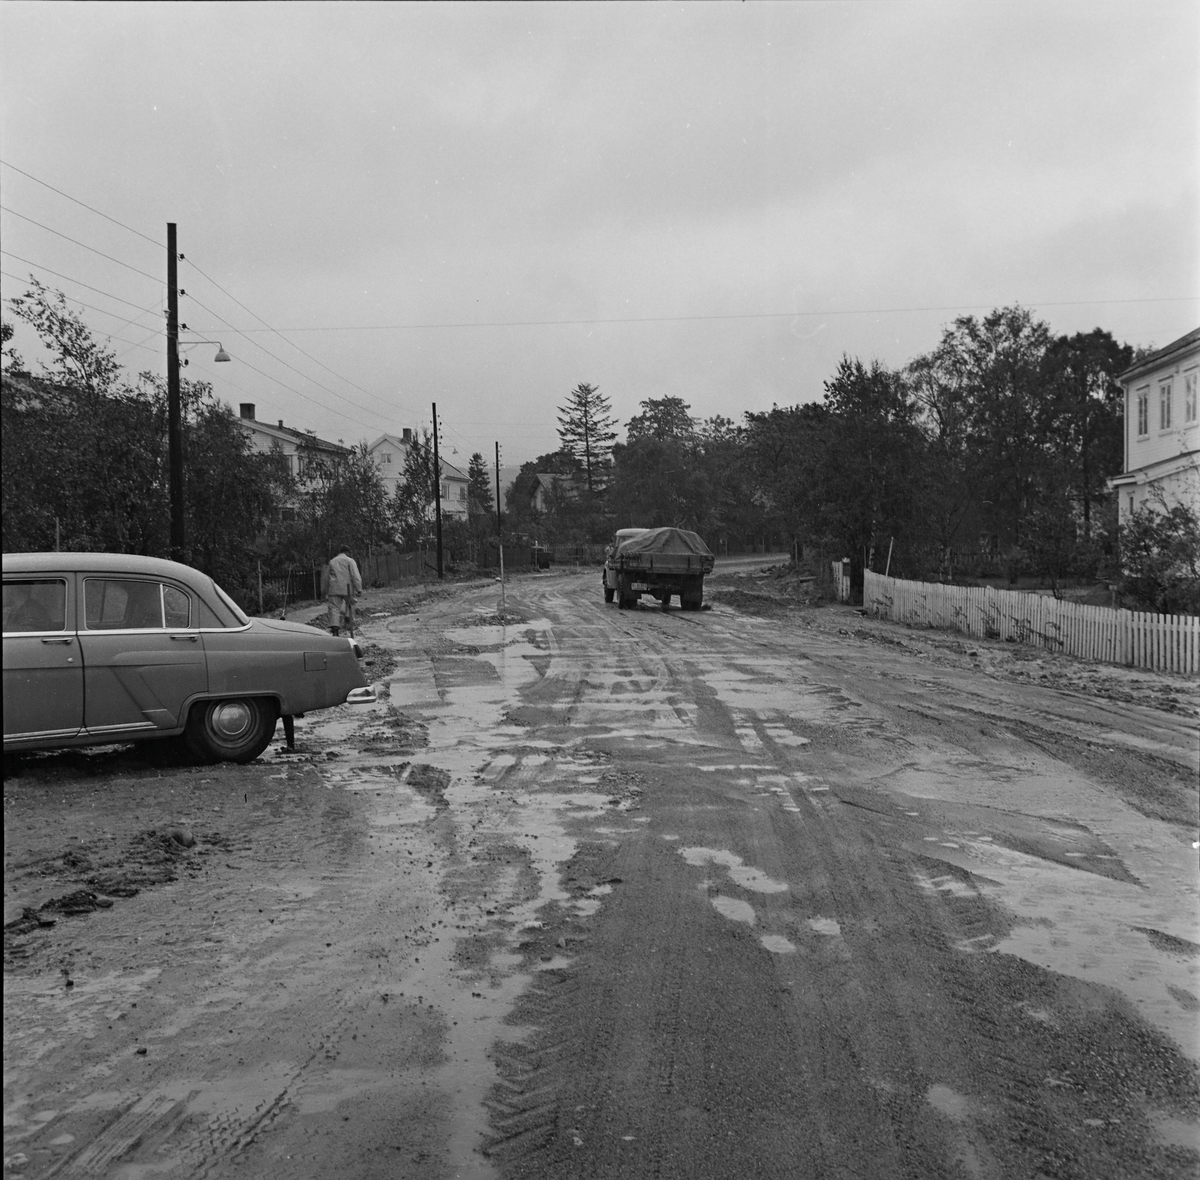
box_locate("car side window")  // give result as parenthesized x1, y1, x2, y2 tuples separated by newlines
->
(3, 579, 68, 633)
(163, 585, 191, 628)
(85, 579, 168, 630)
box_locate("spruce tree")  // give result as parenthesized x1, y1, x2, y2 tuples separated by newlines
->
(556, 382, 617, 495)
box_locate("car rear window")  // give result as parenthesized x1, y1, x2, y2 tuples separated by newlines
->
(84, 579, 194, 630)
(3, 579, 68, 632)
(211, 581, 250, 627)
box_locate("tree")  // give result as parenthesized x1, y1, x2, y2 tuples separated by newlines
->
(695, 414, 764, 552)
(1117, 491, 1200, 615)
(6, 278, 122, 394)
(502, 450, 583, 546)
(819, 357, 925, 574)
(1, 319, 24, 374)
(557, 383, 617, 495)
(609, 397, 707, 530)
(467, 452, 494, 514)
(1040, 330, 1131, 543)
(743, 402, 830, 549)
(626, 396, 694, 442)
(917, 307, 1053, 561)
(391, 429, 437, 549)
(2, 283, 288, 599)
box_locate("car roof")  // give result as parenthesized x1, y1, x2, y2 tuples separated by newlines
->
(2, 552, 214, 589)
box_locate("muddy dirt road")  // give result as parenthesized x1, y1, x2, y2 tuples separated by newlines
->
(4, 568, 1199, 1179)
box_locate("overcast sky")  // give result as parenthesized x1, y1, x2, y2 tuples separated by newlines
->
(2, 1, 1197, 473)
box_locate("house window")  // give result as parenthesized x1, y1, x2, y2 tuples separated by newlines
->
(382, 452, 392, 465)
(441, 482, 450, 500)
(1127, 494, 1134, 517)
(1136, 388, 1149, 437)
(1186, 372, 1197, 423)
(1159, 382, 1172, 430)
(458, 486, 467, 501)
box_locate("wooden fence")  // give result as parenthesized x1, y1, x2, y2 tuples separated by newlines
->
(863, 571, 1199, 675)
(256, 551, 435, 611)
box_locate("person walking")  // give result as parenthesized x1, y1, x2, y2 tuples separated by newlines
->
(322, 544, 363, 637)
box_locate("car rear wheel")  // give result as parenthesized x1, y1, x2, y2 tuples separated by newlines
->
(185, 697, 277, 764)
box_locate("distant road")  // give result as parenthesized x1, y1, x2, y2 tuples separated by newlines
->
(711, 551, 791, 574)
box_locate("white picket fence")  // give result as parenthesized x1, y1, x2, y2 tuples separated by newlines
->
(863, 571, 1199, 675)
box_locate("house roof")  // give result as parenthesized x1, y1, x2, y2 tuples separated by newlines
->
(1117, 327, 1200, 386)
(238, 417, 350, 454)
(367, 434, 412, 452)
(365, 434, 467, 480)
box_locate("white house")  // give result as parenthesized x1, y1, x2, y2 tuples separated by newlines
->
(1107, 328, 1200, 527)
(236, 404, 350, 481)
(365, 431, 471, 520)
(365, 431, 415, 501)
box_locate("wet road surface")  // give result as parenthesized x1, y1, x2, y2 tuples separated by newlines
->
(4, 570, 1199, 1178)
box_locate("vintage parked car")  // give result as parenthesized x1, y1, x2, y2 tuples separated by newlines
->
(2, 552, 376, 763)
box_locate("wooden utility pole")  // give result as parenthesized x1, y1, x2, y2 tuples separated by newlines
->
(166, 223, 185, 560)
(432, 403, 444, 578)
(495, 440, 505, 612)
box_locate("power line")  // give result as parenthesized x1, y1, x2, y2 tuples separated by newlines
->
(0, 159, 164, 248)
(114, 325, 169, 363)
(0, 175, 402, 428)
(0, 205, 161, 284)
(183, 291, 395, 430)
(2, 279, 164, 337)
(198, 333, 384, 435)
(1, 249, 159, 314)
(2, 286, 161, 357)
(178, 294, 1200, 334)
(182, 255, 416, 421)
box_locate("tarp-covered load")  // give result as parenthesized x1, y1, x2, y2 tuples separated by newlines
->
(614, 527, 714, 571)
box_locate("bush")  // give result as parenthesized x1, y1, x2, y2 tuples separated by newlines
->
(1117, 496, 1200, 615)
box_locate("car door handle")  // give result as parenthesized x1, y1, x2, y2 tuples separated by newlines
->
(170, 634, 199, 642)
(41, 637, 73, 645)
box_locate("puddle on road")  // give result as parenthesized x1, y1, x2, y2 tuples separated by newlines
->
(760, 934, 797, 954)
(865, 744, 1200, 1062)
(807, 917, 841, 937)
(709, 894, 756, 925)
(679, 847, 789, 893)
(293, 612, 651, 1177)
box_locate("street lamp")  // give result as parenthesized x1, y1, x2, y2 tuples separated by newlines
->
(180, 339, 231, 366)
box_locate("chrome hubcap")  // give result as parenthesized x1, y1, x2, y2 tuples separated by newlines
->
(210, 701, 253, 739)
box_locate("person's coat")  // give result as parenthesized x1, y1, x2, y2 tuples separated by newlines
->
(325, 552, 363, 598)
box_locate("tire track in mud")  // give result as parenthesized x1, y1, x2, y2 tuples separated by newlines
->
(476, 579, 1200, 1179)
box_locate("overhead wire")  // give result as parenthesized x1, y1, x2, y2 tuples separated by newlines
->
(1, 249, 160, 314)
(0, 158, 164, 248)
(183, 291, 395, 431)
(0, 205, 161, 284)
(1, 277, 164, 338)
(182, 255, 416, 421)
(0, 165, 395, 434)
(174, 293, 1200, 335)
(197, 337, 383, 434)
